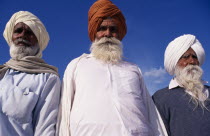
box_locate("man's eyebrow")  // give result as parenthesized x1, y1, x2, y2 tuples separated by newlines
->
(100, 25, 117, 27)
(183, 53, 197, 55)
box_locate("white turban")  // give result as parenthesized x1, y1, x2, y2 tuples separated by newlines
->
(3, 11, 49, 58)
(164, 34, 205, 75)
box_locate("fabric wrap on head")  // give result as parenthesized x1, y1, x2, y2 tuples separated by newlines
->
(88, 0, 127, 41)
(164, 34, 205, 75)
(3, 11, 49, 58)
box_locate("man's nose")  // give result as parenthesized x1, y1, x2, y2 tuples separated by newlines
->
(188, 56, 197, 65)
(104, 29, 112, 38)
(18, 30, 27, 38)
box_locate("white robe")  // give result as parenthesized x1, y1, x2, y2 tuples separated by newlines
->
(57, 54, 167, 136)
(0, 69, 61, 136)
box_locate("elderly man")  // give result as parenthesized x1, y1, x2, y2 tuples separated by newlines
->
(57, 0, 167, 136)
(153, 34, 210, 136)
(0, 11, 61, 136)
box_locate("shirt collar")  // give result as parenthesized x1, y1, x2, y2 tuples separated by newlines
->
(84, 53, 92, 58)
(169, 77, 209, 100)
(168, 78, 181, 89)
(88, 53, 93, 57)
(169, 77, 208, 90)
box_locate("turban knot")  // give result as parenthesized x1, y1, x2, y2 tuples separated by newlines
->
(88, 0, 127, 41)
(164, 34, 205, 75)
(3, 11, 49, 58)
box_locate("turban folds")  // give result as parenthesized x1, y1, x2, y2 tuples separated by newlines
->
(3, 11, 49, 58)
(88, 0, 127, 41)
(164, 34, 205, 75)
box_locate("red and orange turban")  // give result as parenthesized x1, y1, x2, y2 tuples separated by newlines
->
(88, 0, 127, 41)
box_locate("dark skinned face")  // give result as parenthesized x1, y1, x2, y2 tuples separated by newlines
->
(95, 19, 119, 41)
(177, 47, 199, 68)
(12, 22, 38, 47)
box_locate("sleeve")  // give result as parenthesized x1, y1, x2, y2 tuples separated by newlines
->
(33, 74, 61, 136)
(152, 93, 170, 135)
(137, 68, 168, 136)
(56, 58, 80, 136)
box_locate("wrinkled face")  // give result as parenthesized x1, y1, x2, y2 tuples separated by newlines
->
(12, 22, 38, 47)
(95, 18, 119, 41)
(177, 47, 199, 68)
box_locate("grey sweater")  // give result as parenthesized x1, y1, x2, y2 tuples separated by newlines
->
(153, 86, 210, 136)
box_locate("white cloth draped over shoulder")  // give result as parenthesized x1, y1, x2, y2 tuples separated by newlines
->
(3, 11, 49, 58)
(57, 54, 167, 136)
(164, 34, 205, 75)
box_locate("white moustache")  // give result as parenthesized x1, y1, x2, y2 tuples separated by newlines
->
(95, 37, 121, 46)
(14, 38, 32, 46)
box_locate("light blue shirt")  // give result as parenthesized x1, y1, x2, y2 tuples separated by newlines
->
(0, 69, 61, 136)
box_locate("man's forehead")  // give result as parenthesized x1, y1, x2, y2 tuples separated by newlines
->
(183, 47, 197, 55)
(100, 18, 117, 26)
(13, 22, 34, 34)
(14, 22, 30, 29)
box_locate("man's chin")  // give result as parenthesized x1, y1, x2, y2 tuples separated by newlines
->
(10, 43, 40, 59)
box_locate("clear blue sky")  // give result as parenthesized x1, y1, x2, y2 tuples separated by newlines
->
(1, 0, 210, 94)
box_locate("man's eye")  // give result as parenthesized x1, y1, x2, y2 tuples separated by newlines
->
(98, 26, 107, 31)
(14, 28, 23, 33)
(26, 30, 33, 35)
(110, 27, 117, 32)
(192, 55, 198, 59)
(181, 55, 189, 59)
(181, 54, 198, 59)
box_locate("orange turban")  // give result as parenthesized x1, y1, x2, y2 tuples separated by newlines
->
(88, 0, 127, 41)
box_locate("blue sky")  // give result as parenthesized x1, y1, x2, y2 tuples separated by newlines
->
(0, 0, 210, 94)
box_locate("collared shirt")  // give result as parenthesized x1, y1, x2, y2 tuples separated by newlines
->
(0, 69, 61, 136)
(169, 78, 209, 101)
(58, 54, 167, 136)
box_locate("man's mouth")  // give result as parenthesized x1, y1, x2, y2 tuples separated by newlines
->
(104, 41, 113, 44)
(15, 39, 31, 46)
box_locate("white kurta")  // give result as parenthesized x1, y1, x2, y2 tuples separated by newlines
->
(58, 54, 167, 136)
(0, 69, 61, 136)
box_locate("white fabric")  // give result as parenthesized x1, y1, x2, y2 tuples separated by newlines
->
(169, 78, 209, 100)
(168, 78, 181, 89)
(3, 11, 49, 58)
(0, 69, 61, 136)
(57, 54, 168, 136)
(164, 34, 205, 75)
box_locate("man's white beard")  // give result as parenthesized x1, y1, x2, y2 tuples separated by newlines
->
(10, 41, 40, 60)
(90, 37, 123, 64)
(175, 65, 207, 108)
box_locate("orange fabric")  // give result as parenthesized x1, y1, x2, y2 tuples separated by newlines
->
(88, 0, 127, 41)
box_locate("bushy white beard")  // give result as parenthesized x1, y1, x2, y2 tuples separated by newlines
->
(175, 65, 207, 108)
(90, 37, 123, 64)
(10, 42, 40, 60)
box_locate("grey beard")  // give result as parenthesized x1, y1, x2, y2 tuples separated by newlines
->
(10, 42, 40, 60)
(175, 65, 207, 109)
(90, 37, 123, 64)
